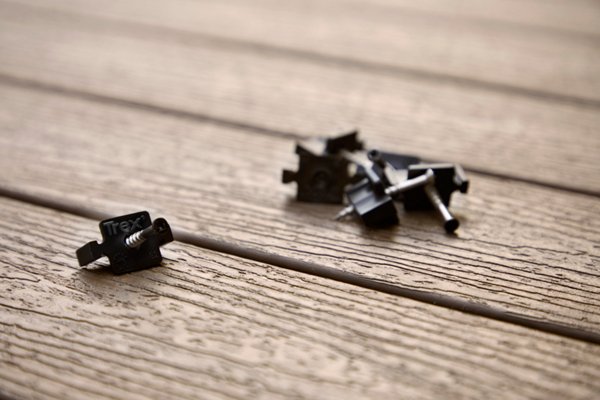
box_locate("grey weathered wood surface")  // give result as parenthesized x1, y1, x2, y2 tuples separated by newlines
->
(1, 0, 599, 398)
(2, 197, 600, 400)
(1, 83, 599, 333)
(1, 1, 599, 193)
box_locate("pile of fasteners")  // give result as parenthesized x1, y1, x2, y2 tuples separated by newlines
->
(282, 131, 469, 233)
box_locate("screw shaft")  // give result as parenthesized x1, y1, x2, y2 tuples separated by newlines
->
(334, 205, 355, 221)
(424, 184, 459, 233)
(386, 169, 434, 197)
(124, 225, 156, 248)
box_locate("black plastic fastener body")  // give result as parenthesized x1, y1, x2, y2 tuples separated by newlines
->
(76, 211, 173, 274)
(282, 130, 363, 204)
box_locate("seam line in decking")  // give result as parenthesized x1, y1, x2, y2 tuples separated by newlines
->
(0, 74, 304, 142)
(1, 73, 598, 198)
(4, 0, 600, 110)
(1, 186, 599, 345)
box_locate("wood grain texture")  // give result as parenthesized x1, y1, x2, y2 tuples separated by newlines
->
(1, 83, 599, 333)
(324, 0, 600, 35)
(1, 197, 600, 400)
(8, 0, 600, 35)
(5, 0, 600, 102)
(0, 2, 599, 193)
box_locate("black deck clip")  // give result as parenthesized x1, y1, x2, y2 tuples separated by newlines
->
(334, 149, 399, 228)
(336, 178, 399, 227)
(401, 164, 469, 233)
(282, 130, 363, 204)
(76, 211, 174, 274)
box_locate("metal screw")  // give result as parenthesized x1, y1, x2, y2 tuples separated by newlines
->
(335, 169, 434, 221)
(385, 169, 434, 197)
(424, 183, 459, 233)
(334, 204, 355, 221)
(125, 219, 170, 248)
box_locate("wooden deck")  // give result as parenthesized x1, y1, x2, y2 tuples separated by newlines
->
(1, 1, 599, 398)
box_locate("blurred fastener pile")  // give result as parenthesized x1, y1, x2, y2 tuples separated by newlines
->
(282, 131, 469, 233)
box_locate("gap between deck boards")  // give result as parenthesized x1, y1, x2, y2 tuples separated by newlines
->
(4, 0, 600, 110)
(1, 72, 598, 199)
(1, 185, 599, 345)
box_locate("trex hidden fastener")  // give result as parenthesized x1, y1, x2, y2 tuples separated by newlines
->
(335, 168, 435, 227)
(334, 148, 417, 228)
(334, 148, 398, 227)
(76, 211, 174, 274)
(401, 164, 469, 233)
(282, 130, 364, 204)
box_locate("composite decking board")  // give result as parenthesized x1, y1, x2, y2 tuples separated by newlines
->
(0, 5, 599, 193)
(7, 0, 600, 36)
(1, 197, 600, 400)
(320, 0, 600, 35)
(4, 0, 600, 103)
(0, 84, 599, 333)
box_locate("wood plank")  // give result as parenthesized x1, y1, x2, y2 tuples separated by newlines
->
(5, 0, 600, 102)
(1, 197, 600, 400)
(0, 2, 599, 193)
(9, 0, 600, 36)
(327, 0, 600, 36)
(0, 83, 599, 333)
